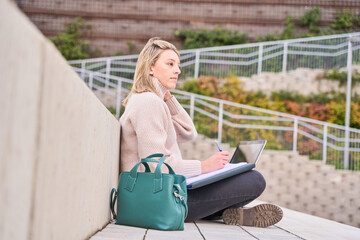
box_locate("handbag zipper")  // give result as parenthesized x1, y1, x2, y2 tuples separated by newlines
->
(174, 191, 185, 229)
(179, 200, 184, 229)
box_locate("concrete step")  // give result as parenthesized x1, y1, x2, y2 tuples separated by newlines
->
(179, 134, 360, 228)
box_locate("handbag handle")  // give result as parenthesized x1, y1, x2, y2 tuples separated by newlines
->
(125, 153, 173, 193)
(142, 159, 175, 174)
(141, 153, 175, 175)
(110, 188, 117, 220)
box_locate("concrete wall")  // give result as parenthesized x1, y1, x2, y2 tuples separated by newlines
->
(0, 1, 120, 239)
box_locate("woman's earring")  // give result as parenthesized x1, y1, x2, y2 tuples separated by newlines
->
(149, 71, 153, 76)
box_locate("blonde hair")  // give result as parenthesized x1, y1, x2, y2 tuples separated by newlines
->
(123, 37, 179, 106)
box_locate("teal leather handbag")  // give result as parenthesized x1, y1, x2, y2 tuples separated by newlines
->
(110, 153, 188, 230)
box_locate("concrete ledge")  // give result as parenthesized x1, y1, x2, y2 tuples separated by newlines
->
(0, 0, 45, 239)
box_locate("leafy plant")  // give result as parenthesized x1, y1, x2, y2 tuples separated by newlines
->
(282, 16, 295, 39)
(182, 78, 210, 95)
(323, 68, 360, 87)
(107, 106, 117, 115)
(255, 33, 280, 42)
(115, 50, 124, 56)
(331, 9, 357, 31)
(271, 90, 307, 103)
(175, 27, 248, 49)
(299, 7, 321, 33)
(255, 16, 295, 42)
(50, 17, 101, 60)
(327, 101, 360, 128)
(126, 41, 138, 54)
(175, 6, 360, 49)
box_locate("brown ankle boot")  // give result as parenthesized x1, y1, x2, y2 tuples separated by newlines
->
(222, 203, 283, 228)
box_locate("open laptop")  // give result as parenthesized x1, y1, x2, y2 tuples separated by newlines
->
(230, 140, 267, 164)
(186, 140, 267, 189)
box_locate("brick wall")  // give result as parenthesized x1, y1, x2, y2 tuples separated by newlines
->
(15, 0, 360, 56)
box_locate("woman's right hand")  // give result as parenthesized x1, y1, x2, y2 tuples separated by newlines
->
(201, 151, 230, 174)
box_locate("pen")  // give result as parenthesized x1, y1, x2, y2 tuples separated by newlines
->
(215, 140, 222, 152)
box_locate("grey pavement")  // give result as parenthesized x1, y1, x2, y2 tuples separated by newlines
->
(90, 201, 360, 240)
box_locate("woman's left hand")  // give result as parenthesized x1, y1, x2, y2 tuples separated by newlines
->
(164, 91, 172, 102)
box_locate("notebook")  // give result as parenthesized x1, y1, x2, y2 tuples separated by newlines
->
(186, 140, 267, 189)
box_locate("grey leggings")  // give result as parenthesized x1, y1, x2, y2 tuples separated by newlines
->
(185, 170, 266, 222)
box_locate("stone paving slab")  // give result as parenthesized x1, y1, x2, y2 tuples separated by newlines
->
(194, 220, 256, 240)
(91, 221, 300, 240)
(91, 201, 360, 240)
(276, 206, 360, 240)
(247, 201, 360, 240)
(145, 223, 203, 240)
(90, 224, 146, 240)
(241, 225, 302, 240)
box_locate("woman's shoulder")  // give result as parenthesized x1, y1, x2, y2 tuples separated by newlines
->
(125, 92, 169, 120)
(128, 91, 165, 107)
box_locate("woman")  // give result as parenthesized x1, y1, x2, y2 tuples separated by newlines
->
(120, 37, 283, 227)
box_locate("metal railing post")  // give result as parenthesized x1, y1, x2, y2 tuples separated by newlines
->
(293, 118, 298, 153)
(116, 79, 122, 119)
(344, 36, 353, 169)
(218, 101, 224, 144)
(257, 44, 263, 75)
(81, 61, 85, 80)
(194, 50, 200, 79)
(89, 72, 93, 90)
(190, 94, 195, 120)
(282, 41, 288, 74)
(322, 124, 328, 164)
(105, 59, 111, 89)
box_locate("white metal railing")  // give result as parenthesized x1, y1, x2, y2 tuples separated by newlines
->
(72, 67, 360, 171)
(68, 33, 360, 146)
(69, 32, 360, 80)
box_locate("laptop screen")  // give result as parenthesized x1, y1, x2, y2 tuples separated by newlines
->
(230, 140, 267, 164)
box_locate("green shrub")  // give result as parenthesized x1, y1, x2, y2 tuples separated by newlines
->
(50, 17, 101, 60)
(174, 27, 248, 49)
(255, 16, 295, 42)
(107, 106, 117, 115)
(323, 68, 360, 87)
(282, 16, 295, 39)
(126, 41, 138, 54)
(255, 33, 280, 42)
(182, 79, 208, 95)
(175, 7, 360, 50)
(299, 7, 321, 33)
(270, 90, 307, 103)
(331, 9, 357, 31)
